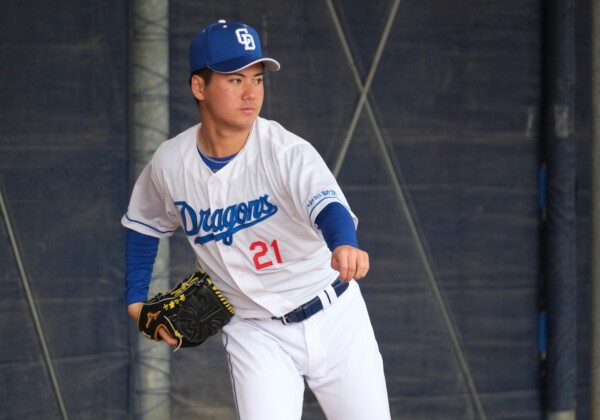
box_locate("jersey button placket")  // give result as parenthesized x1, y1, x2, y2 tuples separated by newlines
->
(208, 178, 230, 257)
(208, 177, 221, 208)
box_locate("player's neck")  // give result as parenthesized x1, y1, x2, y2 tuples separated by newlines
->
(197, 124, 250, 158)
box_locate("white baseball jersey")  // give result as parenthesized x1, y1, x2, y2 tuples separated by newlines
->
(122, 117, 358, 318)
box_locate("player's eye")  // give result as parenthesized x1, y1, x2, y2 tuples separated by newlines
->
(253, 78, 264, 85)
(230, 78, 242, 85)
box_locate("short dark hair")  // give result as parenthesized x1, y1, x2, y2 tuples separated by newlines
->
(188, 67, 214, 86)
(189, 67, 214, 106)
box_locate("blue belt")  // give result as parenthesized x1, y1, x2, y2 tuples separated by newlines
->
(273, 279, 349, 325)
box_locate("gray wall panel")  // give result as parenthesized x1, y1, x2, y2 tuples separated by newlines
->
(0, 0, 592, 419)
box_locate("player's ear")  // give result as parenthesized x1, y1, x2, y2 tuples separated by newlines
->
(190, 75, 205, 101)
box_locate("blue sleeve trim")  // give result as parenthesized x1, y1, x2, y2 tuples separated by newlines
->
(125, 229, 159, 305)
(124, 213, 177, 235)
(308, 196, 340, 220)
(315, 202, 358, 251)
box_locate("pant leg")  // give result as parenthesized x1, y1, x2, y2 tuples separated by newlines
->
(222, 316, 306, 420)
(305, 281, 391, 420)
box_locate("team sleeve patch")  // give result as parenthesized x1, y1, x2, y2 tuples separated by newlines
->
(306, 189, 344, 220)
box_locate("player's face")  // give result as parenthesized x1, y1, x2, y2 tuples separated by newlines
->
(200, 63, 265, 132)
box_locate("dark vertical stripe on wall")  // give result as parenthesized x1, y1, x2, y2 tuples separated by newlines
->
(543, 0, 578, 415)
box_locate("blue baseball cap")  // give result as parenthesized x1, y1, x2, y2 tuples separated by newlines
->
(189, 20, 280, 74)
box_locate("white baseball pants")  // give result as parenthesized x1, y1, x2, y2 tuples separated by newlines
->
(222, 280, 391, 420)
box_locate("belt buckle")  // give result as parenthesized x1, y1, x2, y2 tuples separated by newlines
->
(280, 314, 291, 325)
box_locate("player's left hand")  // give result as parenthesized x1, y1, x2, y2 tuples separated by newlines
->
(128, 301, 178, 347)
(331, 245, 369, 281)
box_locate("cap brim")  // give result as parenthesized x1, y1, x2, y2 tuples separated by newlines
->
(210, 57, 280, 73)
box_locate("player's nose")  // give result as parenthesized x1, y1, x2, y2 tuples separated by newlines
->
(242, 86, 256, 101)
(241, 80, 261, 101)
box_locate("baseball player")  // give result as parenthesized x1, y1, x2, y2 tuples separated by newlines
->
(123, 19, 391, 419)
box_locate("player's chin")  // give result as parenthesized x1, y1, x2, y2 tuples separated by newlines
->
(231, 113, 259, 129)
(238, 107, 260, 120)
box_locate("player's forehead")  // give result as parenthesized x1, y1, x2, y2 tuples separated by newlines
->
(216, 63, 264, 78)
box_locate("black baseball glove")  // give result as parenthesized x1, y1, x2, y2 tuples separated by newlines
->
(137, 271, 235, 351)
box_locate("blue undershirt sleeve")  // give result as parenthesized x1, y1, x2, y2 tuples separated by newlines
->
(315, 202, 359, 251)
(125, 228, 159, 305)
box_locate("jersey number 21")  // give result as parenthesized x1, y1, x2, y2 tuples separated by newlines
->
(250, 240, 283, 270)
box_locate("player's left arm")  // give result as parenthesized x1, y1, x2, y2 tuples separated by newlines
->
(125, 229, 178, 346)
(315, 202, 369, 281)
